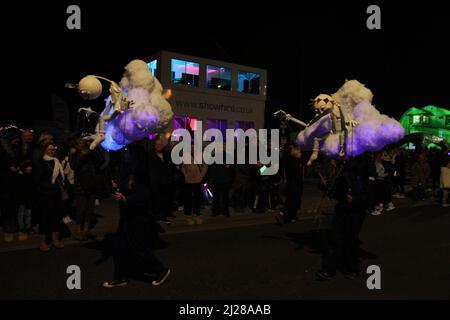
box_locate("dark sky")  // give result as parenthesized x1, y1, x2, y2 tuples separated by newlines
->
(1, 1, 449, 128)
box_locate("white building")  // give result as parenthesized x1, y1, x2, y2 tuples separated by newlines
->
(147, 51, 267, 135)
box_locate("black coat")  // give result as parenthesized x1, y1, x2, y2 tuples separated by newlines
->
(148, 150, 175, 190)
(69, 151, 99, 194)
(34, 160, 62, 195)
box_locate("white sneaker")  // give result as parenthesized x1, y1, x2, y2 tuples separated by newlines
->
(371, 209, 382, 216)
(385, 203, 396, 211)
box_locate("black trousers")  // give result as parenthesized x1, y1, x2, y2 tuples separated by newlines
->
(113, 217, 165, 280)
(283, 184, 303, 221)
(183, 183, 202, 216)
(211, 183, 230, 216)
(39, 193, 62, 244)
(152, 185, 173, 220)
(322, 203, 363, 276)
(74, 193, 95, 226)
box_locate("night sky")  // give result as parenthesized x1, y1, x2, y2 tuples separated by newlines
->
(1, 1, 449, 128)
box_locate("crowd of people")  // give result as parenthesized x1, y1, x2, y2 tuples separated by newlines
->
(0, 127, 449, 256)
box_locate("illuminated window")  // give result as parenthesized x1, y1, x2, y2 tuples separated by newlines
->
(207, 65, 231, 90)
(148, 60, 157, 77)
(171, 59, 199, 86)
(206, 119, 227, 139)
(422, 116, 430, 124)
(412, 115, 421, 124)
(174, 116, 198, 132)
(237, 71, 260, 94)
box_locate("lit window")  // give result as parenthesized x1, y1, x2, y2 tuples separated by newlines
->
(412, 115, 421, 124)
(148, 60, 157, 77)
(174, 116, 198, 131)
(206, 119, 227, 139)
(171, 59, 199, 86)
(207, 65, 231, 90)
(237, 71, 260, 94)
(422, 116, 430, 124)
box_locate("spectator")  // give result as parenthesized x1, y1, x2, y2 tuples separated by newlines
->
(70, 138, 99, 241)
(429, 148, 441, 192)
(20, 129, 35, 162)
(181, 148, 208, 225)
(61, 147, 76, 224)
(440, 158, 450, 208)
(32, 132, 54, 166)
(410, 153, 431, 201)
(207, 149, 234, 217)
(372, 152, 395, 215)
(34, 143, 65, 251)
(392, 148, 407, 198)
(16, 160, 35, 240)
(276, 146, 304, 224)
(232, 163, 252, 213)
(0, 129, 21, 242)
(148, 139, 176, 225)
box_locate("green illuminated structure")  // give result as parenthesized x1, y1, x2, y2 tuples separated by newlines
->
(399, 105, 450, 144)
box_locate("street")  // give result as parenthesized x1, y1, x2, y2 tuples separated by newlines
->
(0, 200, 448, 299)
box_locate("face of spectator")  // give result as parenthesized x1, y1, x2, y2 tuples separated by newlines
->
(24, 166, 32, 173)
(22, 130, 33, 143)
(155, 140, 165, 152)
(11, 137, 21, 146)
(418, 154, 426, 162)
(45, 145, 56, 158)
(76, 139, 87, 151)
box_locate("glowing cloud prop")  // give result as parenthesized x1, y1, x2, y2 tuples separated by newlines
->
(100, 60, 173, 150)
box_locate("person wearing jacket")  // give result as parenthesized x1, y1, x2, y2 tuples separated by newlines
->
(103, 169, 171, 288)
(440, 158, 450, 207)
(0, 129, 21, 242)
(16, 160, 36, 240)
(276, 146, 304, 224)
(148, 139, 176, 224)
(410, 153, 431, 201)
(69, 138, 99, 241)
(181, 148, 208, 225)
(206, 150, 234, 217)
(34, 143, 65, 252)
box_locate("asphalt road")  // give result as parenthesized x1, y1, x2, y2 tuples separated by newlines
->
(0, 203, 449, 300)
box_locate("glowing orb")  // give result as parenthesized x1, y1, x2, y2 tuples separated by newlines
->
(78, 76, 103, 100)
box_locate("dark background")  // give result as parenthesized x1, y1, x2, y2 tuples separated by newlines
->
(1, 1, 449, 128)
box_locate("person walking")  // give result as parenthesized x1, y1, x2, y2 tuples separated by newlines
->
(103, 170, 171, 288)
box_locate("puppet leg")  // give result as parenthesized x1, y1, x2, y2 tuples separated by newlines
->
(307, 137, 321, 166)
(90, 117, 106, 150)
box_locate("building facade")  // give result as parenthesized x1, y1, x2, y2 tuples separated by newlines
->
(400, 105, 450, 143)
(147, 51, 267, 136)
